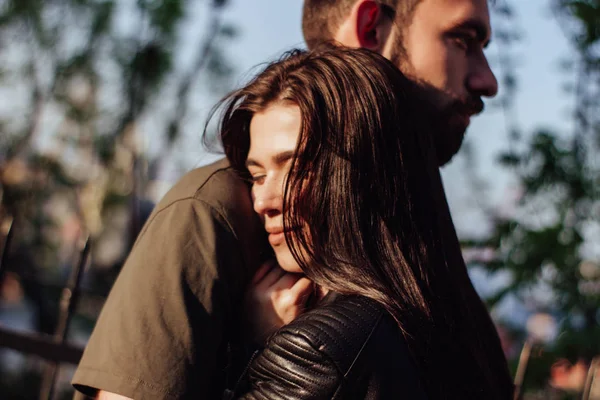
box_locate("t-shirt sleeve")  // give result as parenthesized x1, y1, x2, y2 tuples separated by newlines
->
(72, 197, 246, 399)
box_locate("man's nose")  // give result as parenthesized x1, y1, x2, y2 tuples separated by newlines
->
(467, 54, 499, 98)
(253, 182, 283, 217)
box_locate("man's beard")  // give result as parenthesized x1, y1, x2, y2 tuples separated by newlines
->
(389, 39, 484, 166)
(432, 96, 484, 165)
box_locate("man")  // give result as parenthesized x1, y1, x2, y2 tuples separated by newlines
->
(304, 0, 497, 166)
(72, 0, 498, 398)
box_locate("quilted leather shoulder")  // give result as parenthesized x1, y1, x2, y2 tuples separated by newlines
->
(279, 294, 384, 375)
(238, 295, 387, 400)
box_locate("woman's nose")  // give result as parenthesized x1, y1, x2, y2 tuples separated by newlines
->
(253, 180, 283, 216)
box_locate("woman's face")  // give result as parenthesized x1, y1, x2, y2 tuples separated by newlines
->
(246, 102, 303, 273)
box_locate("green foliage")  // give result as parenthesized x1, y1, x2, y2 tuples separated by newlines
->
(484, 119, 600, 356)
(90, 1, 115, 37)
(135, 43, 172, 88)
(466, 1, 600, 394)
(142, 0, 185, 39)
(560, 0, 600, 46)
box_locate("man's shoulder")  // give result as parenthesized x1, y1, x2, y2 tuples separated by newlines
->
(146, 158, 267, 265)
(157, 158, 250, 213)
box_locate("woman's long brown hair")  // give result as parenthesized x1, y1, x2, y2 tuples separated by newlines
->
(214, 47, 513, 399)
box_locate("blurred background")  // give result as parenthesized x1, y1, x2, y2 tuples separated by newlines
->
(0, 0, 598, 399)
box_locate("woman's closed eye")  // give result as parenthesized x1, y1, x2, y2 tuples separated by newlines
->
(251, 174, 266, 185)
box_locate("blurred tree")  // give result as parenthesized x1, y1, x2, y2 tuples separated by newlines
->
(0, 1, 238, 397)
(464, 0, 600, 396)
(0, 0, 236, 338)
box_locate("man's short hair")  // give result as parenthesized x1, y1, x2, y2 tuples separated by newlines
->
(302, 0, 421, 50)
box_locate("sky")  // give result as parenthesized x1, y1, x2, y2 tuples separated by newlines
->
(163, 0, 575, 241)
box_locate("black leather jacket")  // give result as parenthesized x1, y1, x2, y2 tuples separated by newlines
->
(233, 294, 428, 399)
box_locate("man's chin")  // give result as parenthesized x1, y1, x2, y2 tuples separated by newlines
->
(434, 122, 466, 166)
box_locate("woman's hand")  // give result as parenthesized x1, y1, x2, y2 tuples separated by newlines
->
(244, 260, 314, 345)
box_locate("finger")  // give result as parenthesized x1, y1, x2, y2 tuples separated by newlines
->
(269, 272, 303, 291)
(256, 265, 288, 288)
(252, 259, 278, 284)
(289, 277, 314, 305)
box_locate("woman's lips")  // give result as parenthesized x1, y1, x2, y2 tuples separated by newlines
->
(268, 232, 285, 246)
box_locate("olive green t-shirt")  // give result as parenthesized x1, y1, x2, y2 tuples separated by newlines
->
(72, 159, 269, 399)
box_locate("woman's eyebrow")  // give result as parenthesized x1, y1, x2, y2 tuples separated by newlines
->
(245, 150, 295, 168)
(272, 150, 295, 165)
(245, 158, 261, 168)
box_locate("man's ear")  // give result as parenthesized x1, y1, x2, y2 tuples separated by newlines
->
(335, 0, 392, 52)
(356, 1, 386, 50)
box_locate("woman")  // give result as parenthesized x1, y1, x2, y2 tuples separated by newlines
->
(216, 47, 513, 399)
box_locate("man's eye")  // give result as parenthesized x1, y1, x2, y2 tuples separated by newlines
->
(453, 36, 468, 49)
(450, 33, 476, 50)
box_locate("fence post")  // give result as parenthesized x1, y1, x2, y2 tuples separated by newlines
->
(513, 338, 534, 400)
(0, 216, 15, 276)
(582, 356, 599, 400)
(39, 236, 91, 400)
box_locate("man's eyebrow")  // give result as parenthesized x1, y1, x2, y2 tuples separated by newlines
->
(245, 150, 295, 168)
(453, 18, 491, 47)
